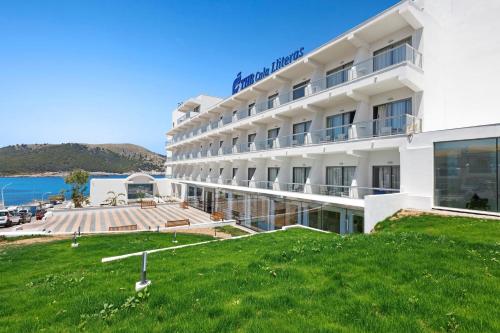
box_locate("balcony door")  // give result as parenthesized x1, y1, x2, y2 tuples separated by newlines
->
(373, 37, 412, 71)
(326, 62, 353, 88)
(373, 98, 411, 136)
(292, 80, 310, 100)
(267, 128, 279, 148)
(292, 121, 311, 146)
(267, 167, 279, 189)
(326, 166, 355, 196)
(247, 133, 256, 151)
(268, 93, 279, 110)
(372, 166, 400, 193)
(292, 167, 310, 192)
(326, 111, 355, 142)
(247, 168, 256, 183)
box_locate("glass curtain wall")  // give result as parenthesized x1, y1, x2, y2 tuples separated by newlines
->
(435, 138, 498, 212)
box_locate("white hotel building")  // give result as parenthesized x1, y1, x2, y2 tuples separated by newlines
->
(164, 0, 500, 233)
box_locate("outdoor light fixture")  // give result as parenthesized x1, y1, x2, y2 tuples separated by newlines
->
(135, 252, 151, 292)
(71, 232, 79, 248)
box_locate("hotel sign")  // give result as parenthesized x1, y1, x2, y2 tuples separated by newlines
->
(232, 47, 305, 95)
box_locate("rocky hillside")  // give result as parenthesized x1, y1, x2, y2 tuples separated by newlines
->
(0, 143, 166, 175)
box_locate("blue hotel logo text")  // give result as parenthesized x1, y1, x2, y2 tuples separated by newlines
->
(232, 47, 305, 95)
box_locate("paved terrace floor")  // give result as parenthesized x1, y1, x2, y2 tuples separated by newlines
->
(37, 204, 212, 234)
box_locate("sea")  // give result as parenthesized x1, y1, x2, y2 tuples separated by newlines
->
(0, 175, 165, 206)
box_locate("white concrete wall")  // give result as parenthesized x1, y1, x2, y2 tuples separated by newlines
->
(90, 179, 127, 206)
(420, 0, 500, 131)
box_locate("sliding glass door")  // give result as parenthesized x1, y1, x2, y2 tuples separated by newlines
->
(373, 166, 400, 194)
(326, 166, 355, 196)
(292, 121, 311, 146)
(291, 167, 310, 192)
(373, 98, 411, 136)
(373, 37, 412, 71)
(326, 111, 355, 141)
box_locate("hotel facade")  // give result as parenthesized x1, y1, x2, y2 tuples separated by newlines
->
(164, 0, 500, 233)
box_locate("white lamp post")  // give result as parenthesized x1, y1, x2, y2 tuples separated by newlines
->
(1, 183, 11, 208)
(42, 191, 52, 202)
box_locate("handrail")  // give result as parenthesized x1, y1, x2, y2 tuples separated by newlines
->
(170, 178, 400, 199)
(170, 43, 422, 144)
(169, 114, 419, 161)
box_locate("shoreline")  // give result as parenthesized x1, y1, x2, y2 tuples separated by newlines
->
(0, 171, 165, 178)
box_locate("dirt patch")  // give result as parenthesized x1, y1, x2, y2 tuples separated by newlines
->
(389, 209, 427, 221)
(161, 228, 233, 239)
(0, 235, 71, 247)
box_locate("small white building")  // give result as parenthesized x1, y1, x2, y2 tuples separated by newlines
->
(89, 173, 170, 206)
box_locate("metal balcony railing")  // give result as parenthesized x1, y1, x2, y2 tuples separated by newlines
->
(169, 114, 420, 162)
(169, 43, 422, 145)
(169, 177, 400, 199)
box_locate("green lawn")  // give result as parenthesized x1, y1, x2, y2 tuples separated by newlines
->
(0, 214, 499, 332)
(215, 225, 250, 237)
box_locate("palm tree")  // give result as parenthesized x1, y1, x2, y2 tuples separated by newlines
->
(104, 191, 126, 206)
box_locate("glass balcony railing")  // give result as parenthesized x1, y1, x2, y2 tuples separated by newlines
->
(169, 44, 422, 145)
(168, 114, 420, 162)
(169, 177, 400, 199)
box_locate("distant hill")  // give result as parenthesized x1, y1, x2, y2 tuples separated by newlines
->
(0, 143, 166, 175)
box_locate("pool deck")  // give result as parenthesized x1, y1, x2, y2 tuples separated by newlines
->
(2, 204, 216, 235)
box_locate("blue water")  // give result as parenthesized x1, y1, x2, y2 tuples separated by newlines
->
(0, 175, 165, 206)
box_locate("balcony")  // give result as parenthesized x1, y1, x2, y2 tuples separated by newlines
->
(168, 43, 422, 146)
(168, 114, 420, 162)
(172, 177, 399, 200)
(176, 109, 200, 125)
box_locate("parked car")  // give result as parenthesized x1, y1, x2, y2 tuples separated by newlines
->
(7, 207, 21, 225)
(18, 208, 33, 223)
(0, 209, 12, 227)
(35, 209, 47, 220)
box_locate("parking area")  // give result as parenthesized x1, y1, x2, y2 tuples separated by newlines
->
(7, 204, 213, 234)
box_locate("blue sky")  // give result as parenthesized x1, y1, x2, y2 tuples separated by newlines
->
(0, 0, 398, 154)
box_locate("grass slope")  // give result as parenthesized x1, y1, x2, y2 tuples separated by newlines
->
(0, 215, 499, 332)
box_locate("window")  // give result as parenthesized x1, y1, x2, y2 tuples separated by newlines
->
(219, 140, 224, 148)
(248, 103, 255, 116)
(267, 128, 280, 148)
(326, 62, 353, 88)
(292, 80, 310, 100)
(292, 121, 311, 145)
(268, 93, 278, 109)
(247, 168, 256, 181)
(219, 168, 224, 176)
(193, 106, 200, 113)
(128, 184, 154, 200)
(291, 167, 310, 192)
(373, 37, 412, 71)
(232, 137, 238, 146)
(435, 138, 498, 212)
(247, 133, 256, 150)
(326, 111, 355, 141)
(232, 110, 238, 119)
(232, 168, 238, 179)
(373, 98, 412, 136)
(326, 166, 355, 196)
(268, 167, 279, 189)
(373, 166, 400, 193)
